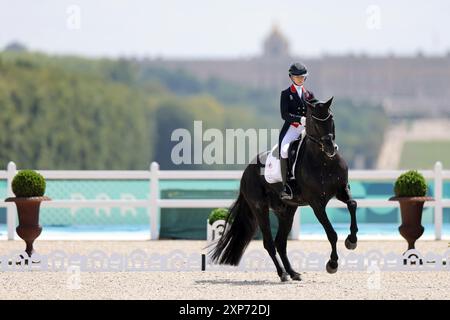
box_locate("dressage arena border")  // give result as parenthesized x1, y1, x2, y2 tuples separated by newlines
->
(1, 248, 449, 273)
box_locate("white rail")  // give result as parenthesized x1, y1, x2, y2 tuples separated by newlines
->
(1, 161, 448, 240)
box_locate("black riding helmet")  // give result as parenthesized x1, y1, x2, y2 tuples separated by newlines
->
(288, 62, 308, 77)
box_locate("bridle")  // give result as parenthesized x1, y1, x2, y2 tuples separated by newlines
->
(306, 110, 336, 158)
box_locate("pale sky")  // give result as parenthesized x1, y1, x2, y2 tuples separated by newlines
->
(1, 0, 450, 59)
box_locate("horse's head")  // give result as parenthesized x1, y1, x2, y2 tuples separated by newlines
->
(305, 97, 336, 158)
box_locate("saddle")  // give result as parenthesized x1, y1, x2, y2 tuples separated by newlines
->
(263, 131, 307, 184)
(286, 134, 307, 180)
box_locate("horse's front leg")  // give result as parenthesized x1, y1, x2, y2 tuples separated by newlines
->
(274, 206, 301, 281)
(311, 202, 339, 274)
(336, 184, 358, 250)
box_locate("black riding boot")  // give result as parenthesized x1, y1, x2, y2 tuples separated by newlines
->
(280, 158, 293, 200)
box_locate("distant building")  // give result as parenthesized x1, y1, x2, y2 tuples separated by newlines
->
(142, 26, 450, 118)
(4, 41, 27, 52)
(262, 25, 290, 59)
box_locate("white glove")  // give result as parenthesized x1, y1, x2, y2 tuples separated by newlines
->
(300, 116, 306, 126)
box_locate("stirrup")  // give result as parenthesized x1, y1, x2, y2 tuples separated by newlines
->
(280, 184, 293, 200)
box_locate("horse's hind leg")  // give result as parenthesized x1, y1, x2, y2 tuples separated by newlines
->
(251, 203, 289, 282)
(274, 206, 301, 281)
(336, 184, 358, 250)
(311, 202, 339, 274)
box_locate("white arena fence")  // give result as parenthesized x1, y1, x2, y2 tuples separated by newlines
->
(1, 161, 449, 241)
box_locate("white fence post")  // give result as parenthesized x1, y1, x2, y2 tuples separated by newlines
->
(6, 161, 17, 240)
(150, 162, 160, 240)
(434, 161, 443, 240)
(290, 208, 300, 240)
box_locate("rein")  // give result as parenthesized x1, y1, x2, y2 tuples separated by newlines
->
(306, 134, 326, 152)
(311, 111, 332, 122)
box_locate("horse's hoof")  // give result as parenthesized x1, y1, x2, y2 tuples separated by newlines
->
(326, 260, 338, 274)
(290, 272, 302, 281)
(280, 273, 289, 282)
(345, 236, 357, 250)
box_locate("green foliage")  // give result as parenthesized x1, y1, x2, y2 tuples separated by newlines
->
(208, 208, 229, 225)
(394, 170, 427, 197)
(12, 170, 46, 197)
(0, 52, 153, 170)
(332, 99, 389, 169)
(399, 141, 450, 169)
(0, 51, 389, 170)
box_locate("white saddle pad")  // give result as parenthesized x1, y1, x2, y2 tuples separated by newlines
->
(264, 131, 306, 184)
(264, 144, 282, 184)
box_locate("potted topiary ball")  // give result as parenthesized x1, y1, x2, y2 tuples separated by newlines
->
(207, 208, 230, 242)
(389, 170, 434, 251)
(208, 208, 230, 226)
(5, 170, 51, 257)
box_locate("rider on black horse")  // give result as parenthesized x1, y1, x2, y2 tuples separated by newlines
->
(279, 62, 317, 200)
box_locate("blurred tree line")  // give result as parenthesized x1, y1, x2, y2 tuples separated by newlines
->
(0, 51, 388, 170)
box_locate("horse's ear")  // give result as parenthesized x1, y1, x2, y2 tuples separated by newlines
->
(325, 96, 334, 108)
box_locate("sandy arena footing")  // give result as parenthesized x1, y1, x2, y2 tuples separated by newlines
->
(0, 240, 449, 300)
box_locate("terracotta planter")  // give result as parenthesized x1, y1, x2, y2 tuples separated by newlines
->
(5, 196, 51, 257)
(389, 196, 434, 251)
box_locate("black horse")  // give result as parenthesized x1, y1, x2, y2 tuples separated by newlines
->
(209, 97, 358, 281)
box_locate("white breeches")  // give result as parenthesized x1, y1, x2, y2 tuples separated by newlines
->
(280, 125, 305, 159)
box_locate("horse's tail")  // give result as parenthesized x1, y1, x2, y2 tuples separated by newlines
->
(209, 192, 257, 266)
